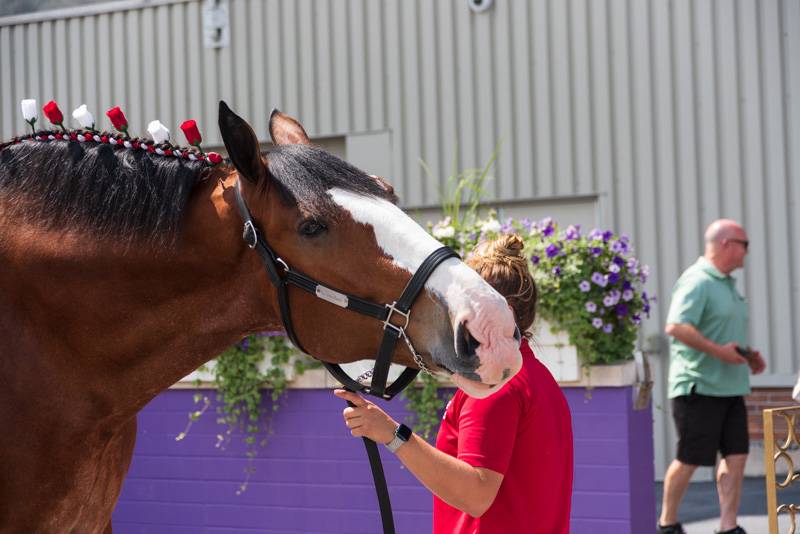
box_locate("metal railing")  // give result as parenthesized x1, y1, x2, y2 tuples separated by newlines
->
(764, 406, 800, 534)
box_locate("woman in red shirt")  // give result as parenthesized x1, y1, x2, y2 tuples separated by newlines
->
(335, 234, 573, 533)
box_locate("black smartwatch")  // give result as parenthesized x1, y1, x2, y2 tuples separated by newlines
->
(385, 423, 412, 453)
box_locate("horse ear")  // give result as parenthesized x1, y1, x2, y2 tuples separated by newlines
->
(371, 175, 395, 196)
(218, 101, 265, 183)
(269, 108, 312, 146)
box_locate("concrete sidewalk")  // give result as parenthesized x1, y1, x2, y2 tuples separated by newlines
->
(655, 477, 800, 533)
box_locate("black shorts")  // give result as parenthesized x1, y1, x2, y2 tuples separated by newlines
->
(671, 389, 749, 466)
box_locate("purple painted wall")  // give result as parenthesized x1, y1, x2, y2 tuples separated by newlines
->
(113, 387, 654, 533)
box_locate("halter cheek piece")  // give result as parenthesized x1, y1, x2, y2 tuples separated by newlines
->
(233, 180, 459, 400)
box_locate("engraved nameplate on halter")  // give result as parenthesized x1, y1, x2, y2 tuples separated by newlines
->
(316, 285, 349, 308)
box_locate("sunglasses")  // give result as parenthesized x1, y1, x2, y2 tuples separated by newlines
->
(728, 238, 749, 250)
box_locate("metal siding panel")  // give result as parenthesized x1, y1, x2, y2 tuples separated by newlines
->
(184, 3, 203, 132)
(588, 0, 613, 222)
(218, 1, 235, 115)
(383, 0, 405, 200)
(493, 0, 515, 200)
(314, 0, 333, 134)
(365, 0, 385, 131)
(609, 0, 635, 234)
(693, 0, 721, 222)
(265, 0, 283, 114)
(14, 26, 27, 121)
(435, 0, 457, 198)
(348, 0, 368, 133)
(298, 0, 316, 134)
(569, 0, 593, 196)
(549, 0, 573, 197)
(784, 0, 800, 372)
(0, 27, 12, 138)
(511, 0, 534, 199)
(473, 6, 495, 197)
(40, 22, 53, 106)
(400, 1, 422, 206)
(714, 0, 744, 220)
(760, 0, 792, 373)
(419, 0, 440, 203)
(737, 0, 772, 360)
(25, 23, 40, 105)
(110, 12, 127, 108)
(82, 17, 97, 118)
(672, 0, 702, 264)
(245, 0, 266, 137)
(455, 0, 477, 174)
(169, 3, 187, 131)
(96, 14, 112, 125)
(331, 0, 350, 134)
(139, 9, 156, 127)
(54, 19, 69, 118)
(232, 0, 251, 125)
(531, 0, 553, 196)
(280, 1, 300, 121)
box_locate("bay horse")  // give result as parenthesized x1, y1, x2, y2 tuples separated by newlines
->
(0, 102, 522, 533)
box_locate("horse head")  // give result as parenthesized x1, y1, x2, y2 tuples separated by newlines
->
(218, 102, 522, 398)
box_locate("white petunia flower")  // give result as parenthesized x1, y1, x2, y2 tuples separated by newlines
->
(480, 219, 501, 233)
(433, 225, 455, 239)
(21, 99, 38, 122)
(72, 105, 95, 129)
(147, 120, 171, 144)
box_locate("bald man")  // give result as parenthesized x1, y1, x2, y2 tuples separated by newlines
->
(658, 219, 766, 534)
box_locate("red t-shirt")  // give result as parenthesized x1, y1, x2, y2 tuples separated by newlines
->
(433, 339, 573, 533)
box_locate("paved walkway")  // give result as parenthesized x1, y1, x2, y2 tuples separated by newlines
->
(655, 477, 800, 533)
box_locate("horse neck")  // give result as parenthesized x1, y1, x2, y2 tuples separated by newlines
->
(0, 177, 282, 418)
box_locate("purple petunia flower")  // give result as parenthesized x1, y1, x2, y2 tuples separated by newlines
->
(611, 240, 628, 254)
(564, 224, 581, 241)
(591, 272, 607, 287)
(622, 289, 634, 301)
(542, 225, 555, 237)
(603, 295, 616, 307)
(592, 318, 603, 329)
(468, 232, 478, 241)
(602, 230, 614, 242)
(622, 279, 633, 290)
(603, 323, 614, 333)
(579, 280, 591, 292)
(238, 338, 251, 350)
(552, 266, 561, 276)
(616, 303, 629, 317)
(545, 243, 560, 258)
(613, 256, 626, 267)
(591, 247, 604, 256)
(531, 254, 541, 265)
(588, 228, 603, 241)
(521, 217, 533, 232)
(609, 263, 621, 273)
(607, 272, 621, 285)
(585, 301, 597, 313)
(631, 314, 642, 325)
(640, 265, 650, 283)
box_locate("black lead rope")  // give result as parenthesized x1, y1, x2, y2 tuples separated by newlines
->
(232, 180, 458, 533)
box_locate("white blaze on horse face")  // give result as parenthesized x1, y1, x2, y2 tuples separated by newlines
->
(329, 189, 522, 395)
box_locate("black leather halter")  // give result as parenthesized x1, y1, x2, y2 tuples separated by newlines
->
(233, 180, 459, 398)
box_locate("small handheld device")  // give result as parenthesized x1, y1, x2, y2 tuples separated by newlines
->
(735, 346, 753, 360)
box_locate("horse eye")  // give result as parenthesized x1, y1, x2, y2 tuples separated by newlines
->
(298, 220, 327, 238)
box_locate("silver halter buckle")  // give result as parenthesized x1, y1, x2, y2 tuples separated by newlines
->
(382, 302, 433, 376)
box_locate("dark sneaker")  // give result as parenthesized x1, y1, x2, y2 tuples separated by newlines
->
(657, 523, 686, 534)
(716, 527, 746, 534)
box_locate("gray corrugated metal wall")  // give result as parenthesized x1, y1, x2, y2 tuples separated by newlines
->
(1, 0, 798, 477)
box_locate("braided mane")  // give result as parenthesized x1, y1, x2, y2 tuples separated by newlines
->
(0, 132, 396, 247)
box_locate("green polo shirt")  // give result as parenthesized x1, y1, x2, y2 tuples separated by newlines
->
(666, 257, 750, 398)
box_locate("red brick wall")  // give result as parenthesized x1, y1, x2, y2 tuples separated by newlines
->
(745, 387, 795, 441)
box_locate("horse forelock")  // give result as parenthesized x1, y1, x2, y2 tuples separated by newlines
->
(0, 136, 219, 246)
(264, 144, 397, 220)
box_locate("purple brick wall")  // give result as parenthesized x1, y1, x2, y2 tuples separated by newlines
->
(114, 386, 654, 533)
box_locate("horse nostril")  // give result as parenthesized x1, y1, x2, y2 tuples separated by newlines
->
(456, 321, 481, 359)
